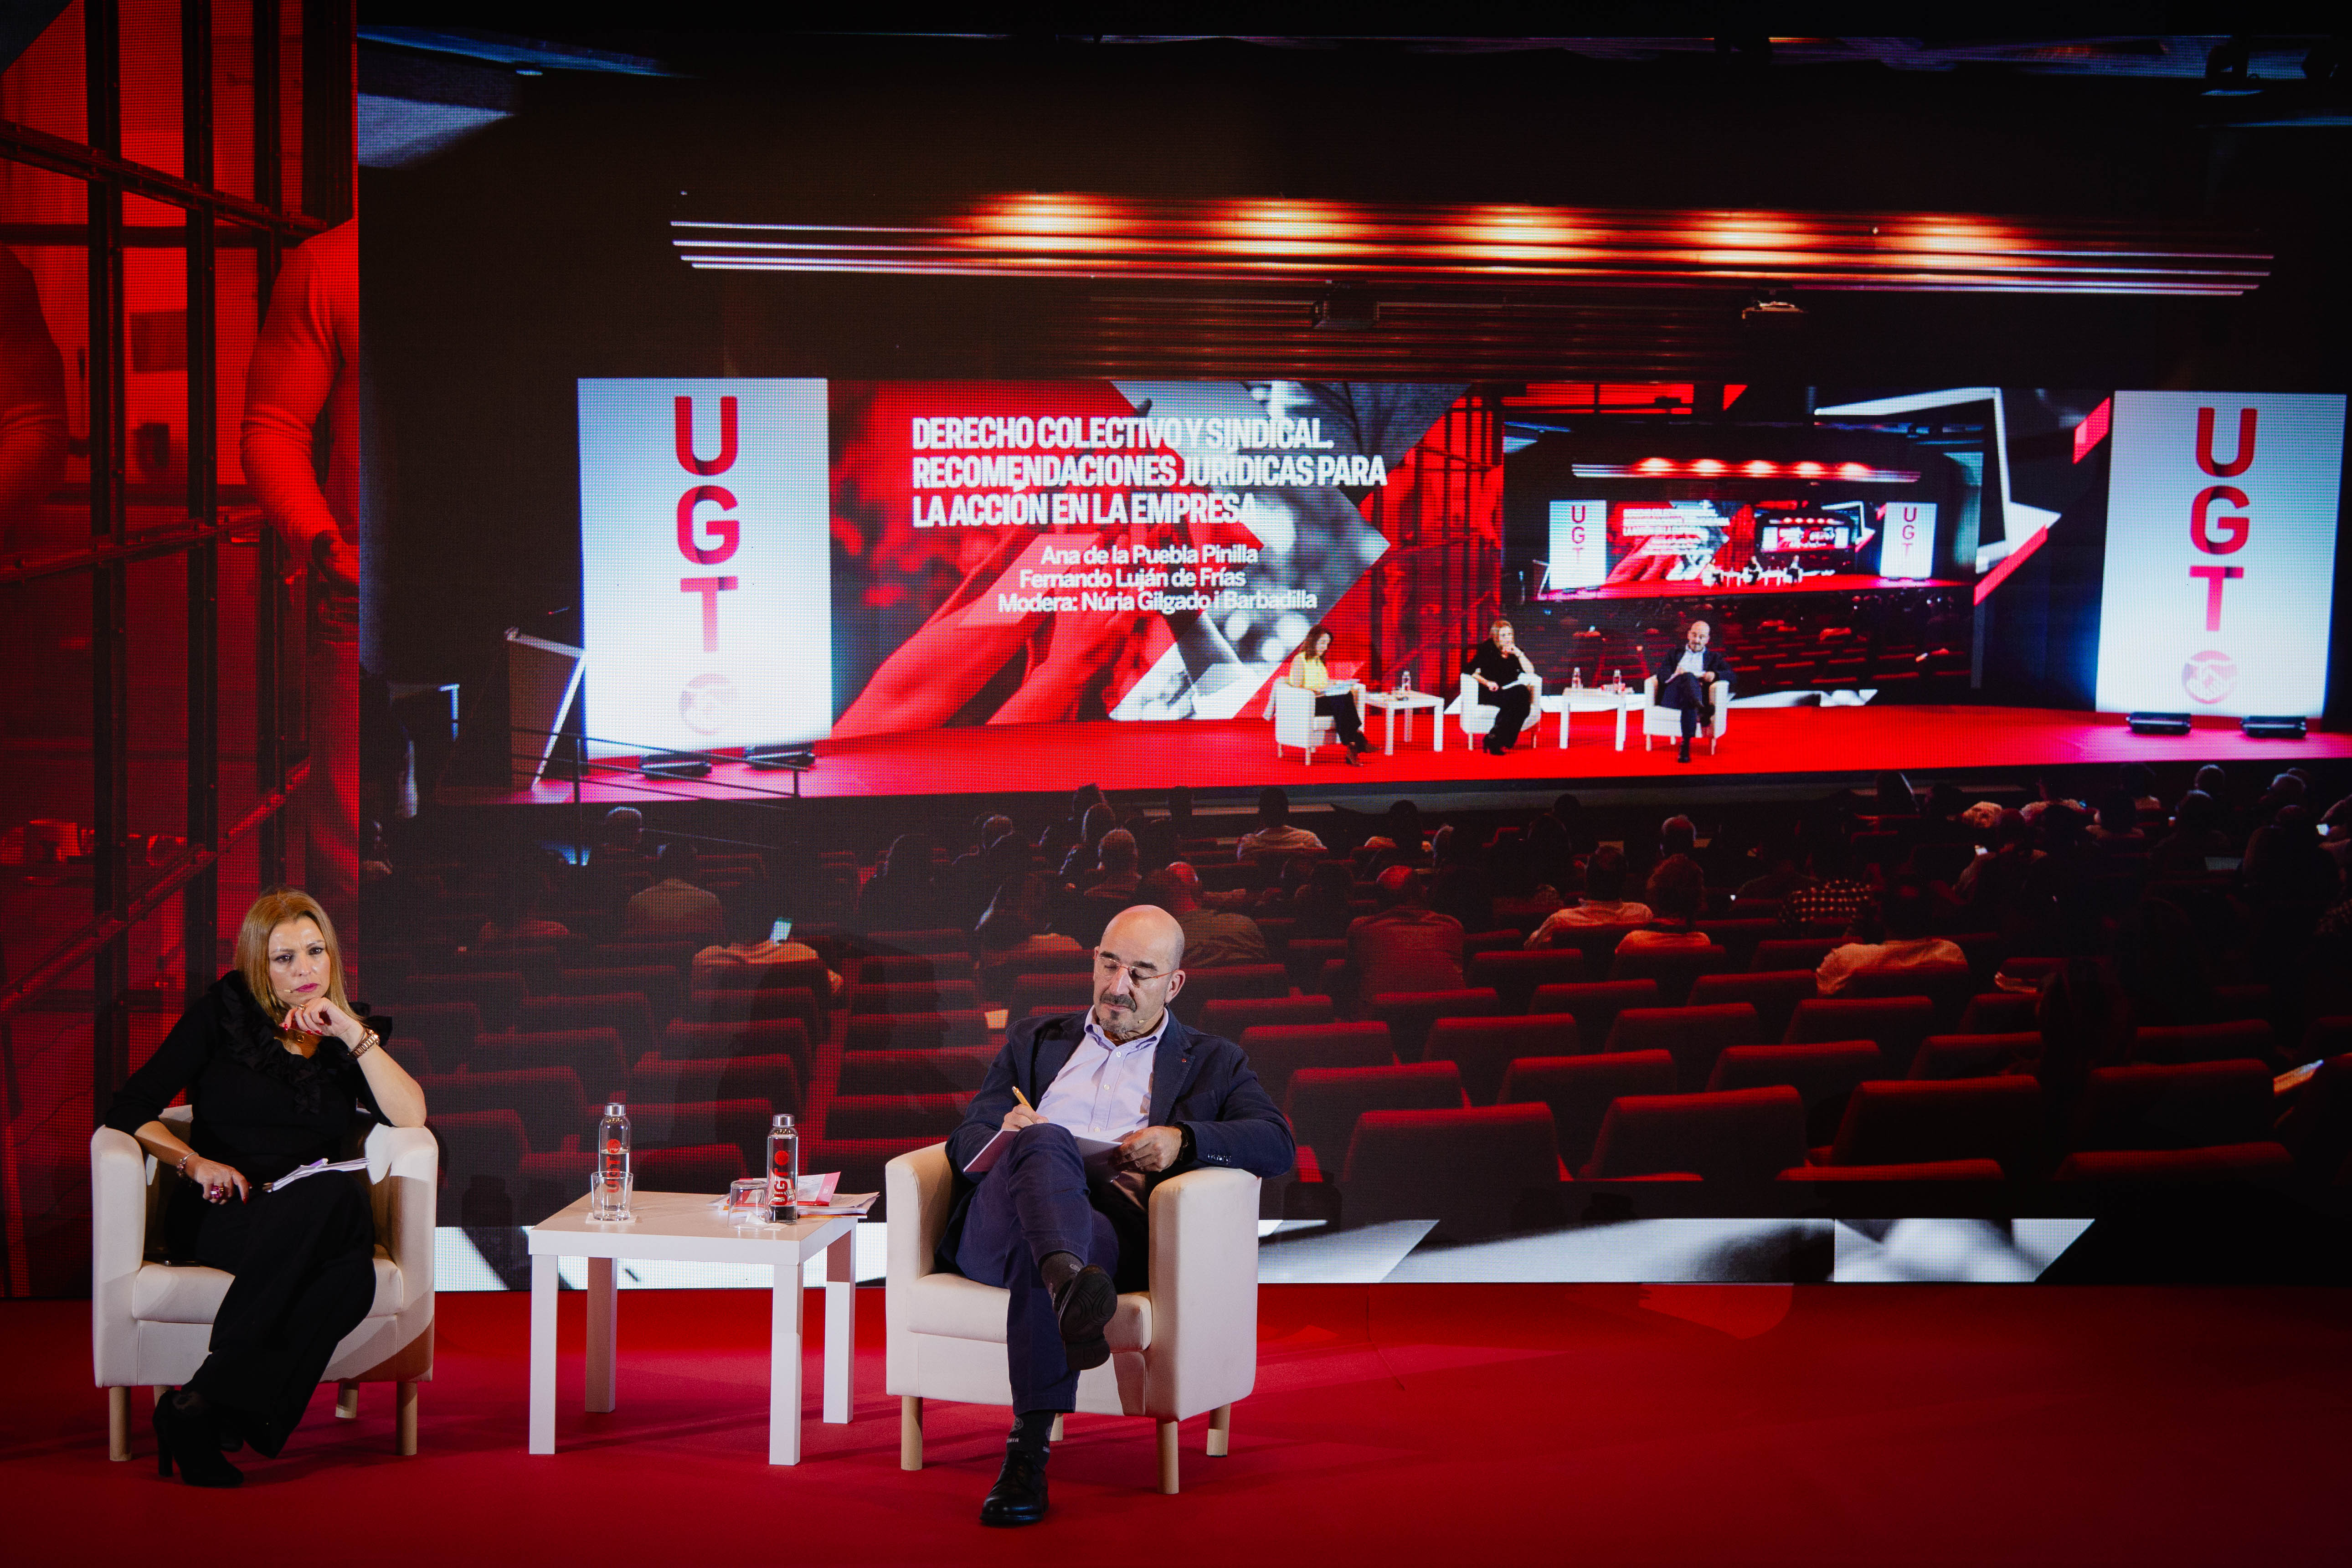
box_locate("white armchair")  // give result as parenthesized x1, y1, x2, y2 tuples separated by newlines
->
(885, 1143, 1262, 1494)
(1640, 674, 1731, 753)
(91, 1105, 436, 1461)
(1268, 680, 1360, 765)
(1456, 671, 1544, 748)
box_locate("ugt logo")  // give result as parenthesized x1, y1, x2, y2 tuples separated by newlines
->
(2180, 649, 2237, 706)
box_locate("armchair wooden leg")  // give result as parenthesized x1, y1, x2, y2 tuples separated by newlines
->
(107, 1387, 131, 1462)
(336, 1380, 360, 1419)
(1157, 1418, 1180, 1495)
(1049, 1414, 1065, 1442)
(900, 1396, 923, 1471)
(395, 1381, 419, 1456)
(1206, 1403, 1231, 1458)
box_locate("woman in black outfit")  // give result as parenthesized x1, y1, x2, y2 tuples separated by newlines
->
(1464, 617, 1537, 756)
(103, 888, 425, 1487)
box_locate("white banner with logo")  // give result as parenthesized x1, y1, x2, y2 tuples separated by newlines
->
(578, 379, 832, 756)
(1547, 499, 1609, 589)
(2095, 391, 2344, 717)
(1879, 501, 1936, 580)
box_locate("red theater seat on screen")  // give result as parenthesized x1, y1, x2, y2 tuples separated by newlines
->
(1542, 922, 1646, 973)
(561, 965, 684, 1027)
(1607, 946, 1733, 1006)
(1706, 1041, 1886, 1145)
(1467, 949, 1586, 1012)
(843, 1009, 990, 1053)
(834, 1048, 994, 1099)
(690, 982, 822, 1038)
(628, 1054, 804, 1120)
(1009, 972, 1093, 1018)
(1688, 971, 1819, 1045)
(857, 952, 972, 987)
(852, 979, 983, 1017)
(1580, 1086, 1806, 1184)
(402, 971, 525, 1031)
(1776, 1159, 2003, 1183)
(458, 943, 561, 993)
(1498, 1052, 1676, 1173)
(592, 940, 700, 975)
(864, 928, 972, 957)
(1424, 1014, 1582, 1105)
(659, 1018, 812, 1077)
(1284, 1062, 1463, 1179)
(421, 1067, 588, 1155)
(1204, 994, 1334, 1040)
(381, 1000, 482, 1071)
(1693, 919, 1779, 969)
(1785, 996, 1938, 1078)
(1909, 1032, 2036, 1081)
(514, 994, 656, 1062)
(2066, 1060, 2274, 1152)
(1463, 928, 1530, 962)
(634, 1143, 748, 1193)
(2130, 1018, 2275, 1067)
(1822, 1077, 2042, 1177)
(1839, 963, 1977, 1028)
(1529, 980, 1660, 1052)
(1955, 992, 2040, 1036)
(2052, 1143, 2294, 1185)
(1283, 937, 1348, 993)
(1239, 1022, 1396, 1106)
(468, 1028, 630, 1104)
(620, 1099, 773, 1173)
(428, 1110, 528, 1225)
(1369, 989, 1502, 1064)
(822, 1093, 973, 1144)
(1604, 1003, 1762, 1090)
(1341, 1104, 1564, 1238)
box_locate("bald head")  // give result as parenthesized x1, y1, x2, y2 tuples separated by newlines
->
(1092, 904, 1187, 1040)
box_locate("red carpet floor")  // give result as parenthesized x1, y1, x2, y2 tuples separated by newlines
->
(5, 1284, 2347, 1566)
(453, 708, 2347, 807)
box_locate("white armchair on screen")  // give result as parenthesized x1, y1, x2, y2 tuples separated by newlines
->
(1456, 671, 1544, 749)
(885, 1142, 1262, 1495)
(90, 1105, 437, 1462)
(1268, 679, 1361, 765)
(1640, 674, 1731, 753)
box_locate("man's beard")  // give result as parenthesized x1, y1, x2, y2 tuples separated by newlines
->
(1096, 999, 1153, 1042)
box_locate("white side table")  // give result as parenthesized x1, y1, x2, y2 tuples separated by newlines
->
(1540, 688, 1633, 751)
(1362, 689, 1446, 754)
(529, 1190, 860, 1465)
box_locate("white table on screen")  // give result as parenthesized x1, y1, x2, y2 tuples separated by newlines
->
(1539, 688, 1633, 751)
(1362, 689, 1446, 754)
(528, 1190, 859, 1465)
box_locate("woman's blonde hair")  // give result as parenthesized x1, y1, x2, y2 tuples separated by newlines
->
(1489, 617, 1514, 637)
(234, 888, 351, 1019)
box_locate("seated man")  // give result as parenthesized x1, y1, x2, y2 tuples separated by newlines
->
(1235, 787, 1327, 863)
(1616, 855, 1711, 952)
(1348, 865, 1467, 993)
(1816, 874, 1965, 994)
(940, 905, 1293, 1527)
(1651, 618, 1731, 764)
(622, 840, 724, 938)
(1526, 844, 1653, 946)
(1142, 863, 1272, 970)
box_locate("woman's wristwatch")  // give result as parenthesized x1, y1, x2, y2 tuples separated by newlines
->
(349, 1028, 381, 1061)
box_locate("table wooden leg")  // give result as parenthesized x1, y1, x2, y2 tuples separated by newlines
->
(823, 1230, 855, 1424)
(586, 1255, 618, 1413)
(529, 1254, 558, 1454)
(770, 1262, 804, 1465)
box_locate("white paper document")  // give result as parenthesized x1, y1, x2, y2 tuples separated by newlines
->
(263, 1157, 370, 1193)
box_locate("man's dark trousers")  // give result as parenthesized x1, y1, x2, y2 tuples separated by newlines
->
(953, 1123, 1139, 1414)
(1657, 672, 1711, 739)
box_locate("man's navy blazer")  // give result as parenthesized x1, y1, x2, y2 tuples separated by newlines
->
(1651, 644, 1734, 691)
(935, 1008, 1295, 1271)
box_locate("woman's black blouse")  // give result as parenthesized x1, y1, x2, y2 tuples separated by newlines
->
(101, 972, 383, 1188)
(1464, 639, 1528, 691)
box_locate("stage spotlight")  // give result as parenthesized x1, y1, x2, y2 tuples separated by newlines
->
(2126, 712, 2193, 736)
(639, 751, 713, 779)
(2240, 715, 2308, 740)
(745, 744, 817, 771)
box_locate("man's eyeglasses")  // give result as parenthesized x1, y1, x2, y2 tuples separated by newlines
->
(1092, 949, 1173, 986)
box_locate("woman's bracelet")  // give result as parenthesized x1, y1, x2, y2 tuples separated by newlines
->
(349, 1028, 381, 1062)
(176, 1151, 195, 1176)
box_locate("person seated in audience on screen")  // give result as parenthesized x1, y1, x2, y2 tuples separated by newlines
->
(693, 888, 843, 1000)
(946, 814, 1020, 924)
(1776, 835, 1876, 935)
(101, 889, 426, 1487)
(623, 840, 726, 938)
(2148, 790, 2231, 880)
(476, 858, 571, 946)
(975, 873, 1086, 1006)
(1076, 828, 1143, 899)
(1289, 857, 1358, 939)
(1525, 813, 1582, 905)
(1463, 617, 1537, 756)
(857, 832, 946, 933)
(1058, 801, 1119, 883)
(1361, 799, 1428, 866)
(1286, 625, 1370, 763)
(1426, 823, 1494, 931)
(940, 904, 1292, 1527)
(2018, 772, 2086, 824)
(1487, 828, 1564, 929)
(1616, 856, 1711, 953)
(2115, 763, 2164, 818)
(1736, 837, 1817, 904)
(1525, 844, 1652, 946)
(1814, 874, 1964, 995)
(1348, 865, 1466, 993)
(2086, 789, 2148, 853)
(1142, 863, 1271, 970)
(2243, 804, 2344, 918)
(1236, 787, 1326, 862)
(1649, 619, 1731, 764)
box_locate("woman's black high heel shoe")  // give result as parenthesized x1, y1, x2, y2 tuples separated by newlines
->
(154, 1390, 244, 1488)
